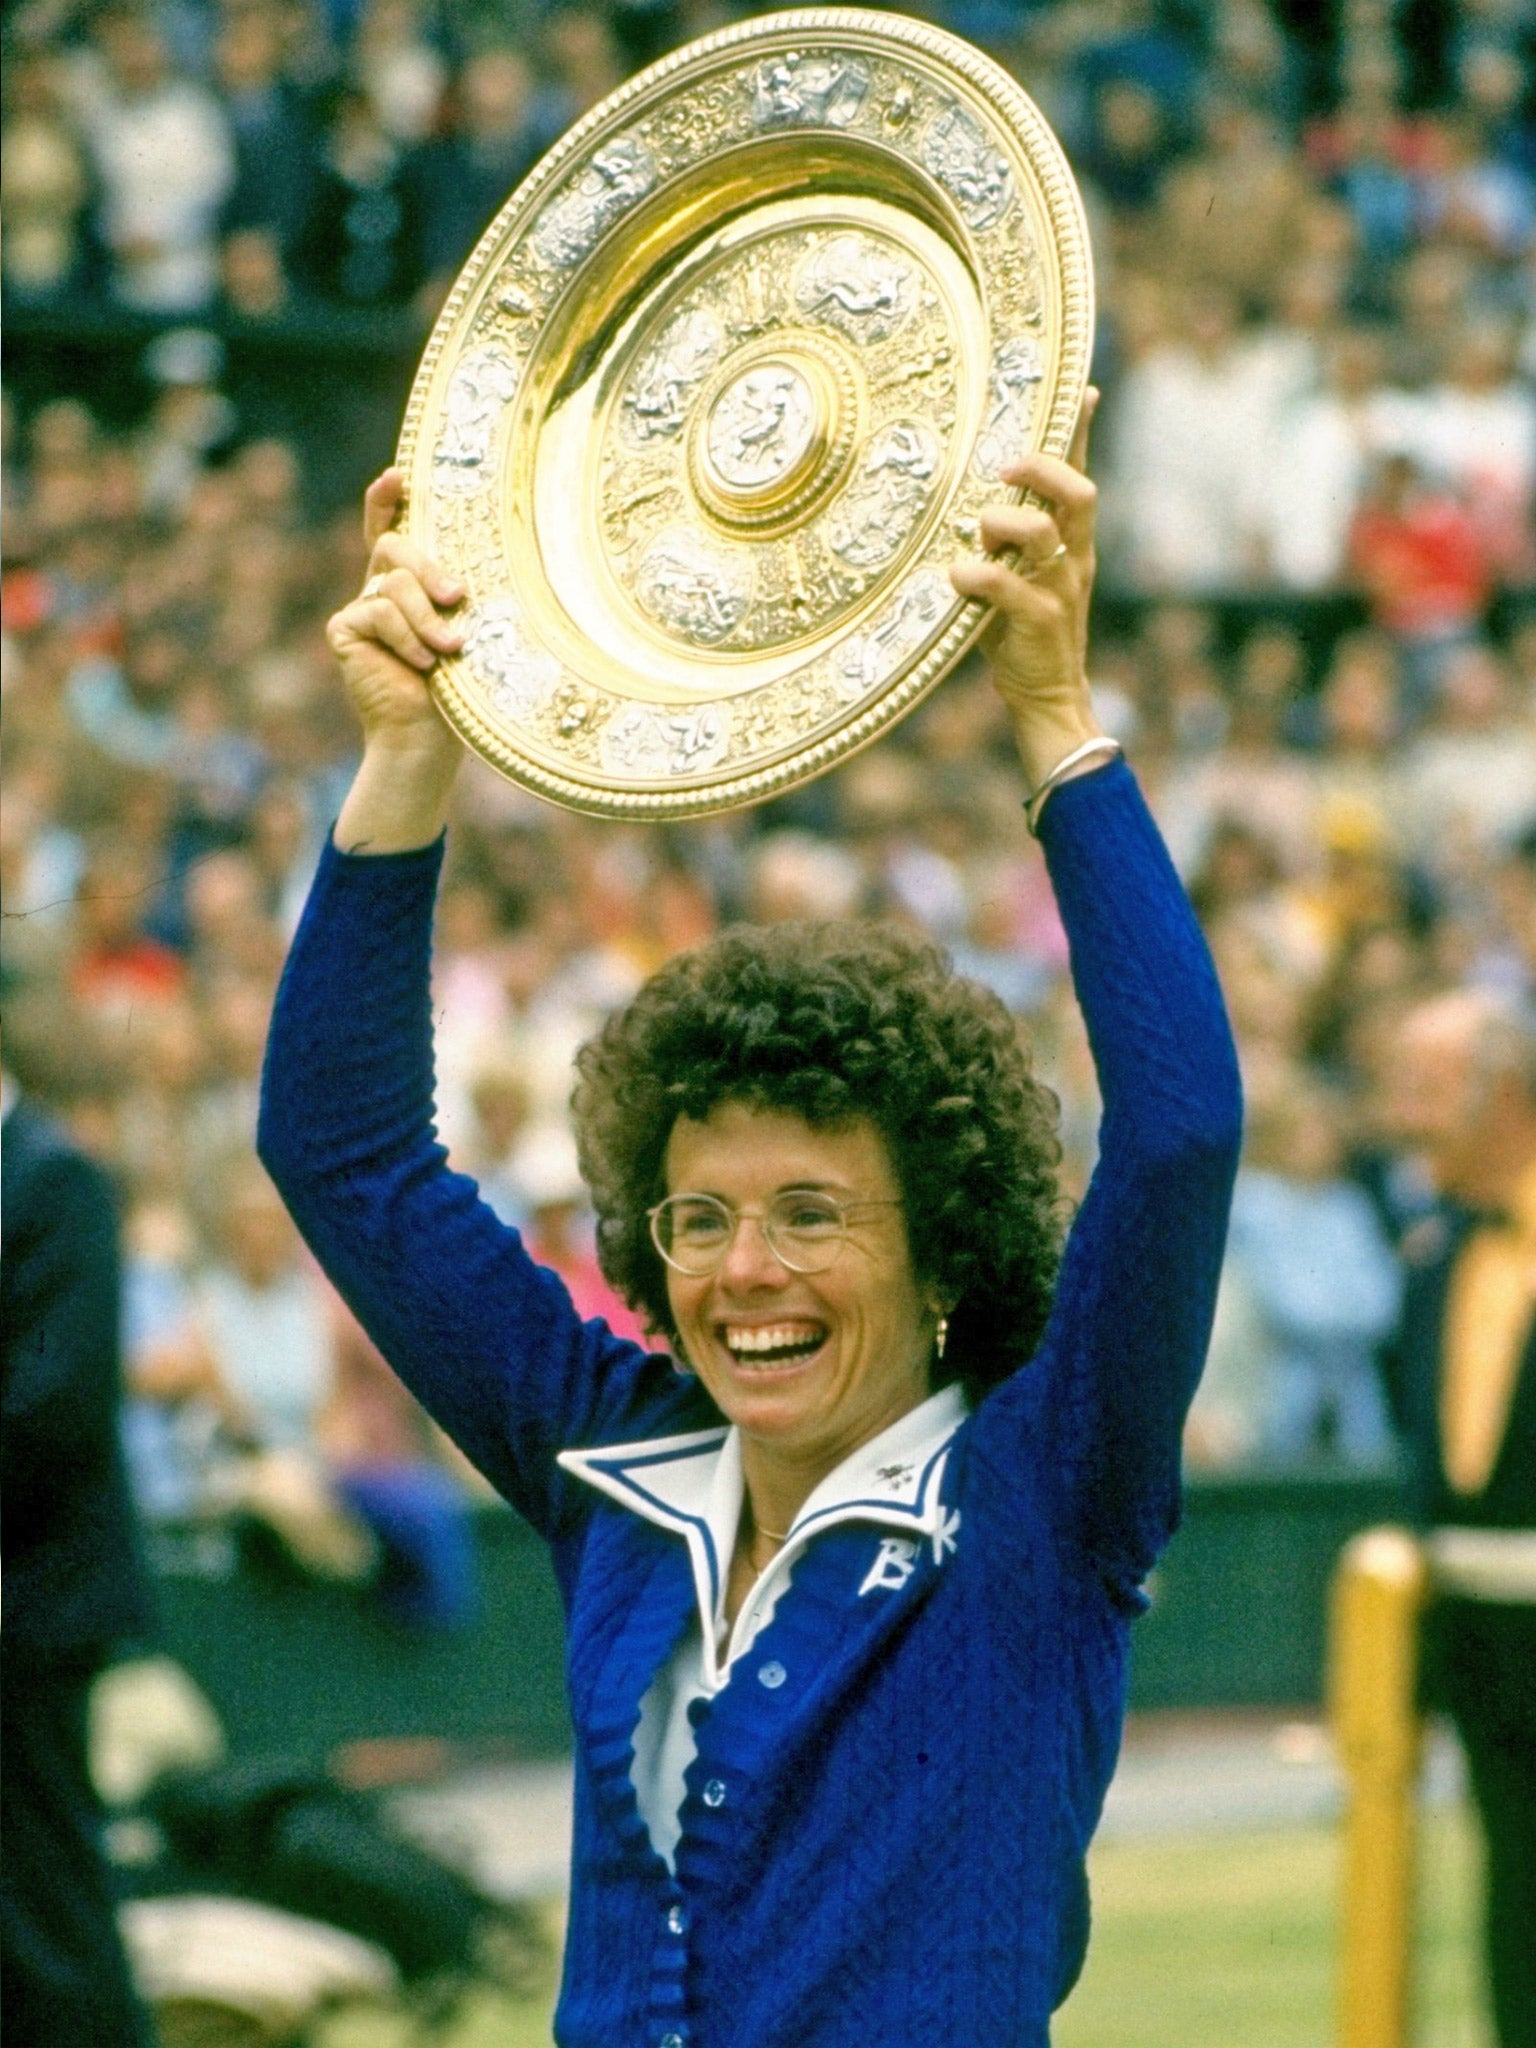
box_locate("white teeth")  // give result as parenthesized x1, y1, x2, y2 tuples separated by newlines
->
(724, 1325, 826, 1357)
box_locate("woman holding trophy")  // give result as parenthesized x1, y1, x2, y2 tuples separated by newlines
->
(258, 365, 1242, 2040)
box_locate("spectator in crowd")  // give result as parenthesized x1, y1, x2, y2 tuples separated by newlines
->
(1309, 631, 1408, 844)
(1049, 0, 1201, 168)
(1315, 59, 1420, 287)
(249, 775, 324, 935)
(121, 1193, 210, 1518)
(325, 1305, 480, 1629)
(1155, 95, 1316, 306)
(509, 1119, 652, 1346)
(1159, 624, 1317, 881)
(746, 827, 865, 925)
(1483, 822, 1536, 1001)
(1403, 642, 1536, 873)
(189, 1161, 340, 1456)
(292, 82, 422, 306)
(1, 50, 92, 302)
(127, 1162, 478, 1621)
(68, 838, 187, 1024)
(1, 1069, 156, 2047)
(411, 45, 544, 310)
(115, 998, 207, 1200)
(136, 326, 239, 521)
(1418, 107, 1536, 266)
(1075, 75, 1177, 222)
(1348, 448, 1493, 704)
(535, 4, 625, 130)
(215, 0, 318, 316)
(1104, 281, 1283, 592)
(1391, 240, 1483, 389)
(1253, 325, 1400, 591)
(78, 2, 234, 313)
(1409, 319, 1536, 587)
(1458, 41, 1535, 182)
(1379, 993, 1536, 2048)
(67, 615, 187, 772)
(1226, 1077, 1401, 1464)
(352, 0, 444, 147)
(463, 1051, 534, 1227)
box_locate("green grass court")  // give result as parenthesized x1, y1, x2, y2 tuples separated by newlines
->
(317, 1806, 1490, 2048)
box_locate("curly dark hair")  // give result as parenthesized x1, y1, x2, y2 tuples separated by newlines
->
(571, 919, 1069, 1403)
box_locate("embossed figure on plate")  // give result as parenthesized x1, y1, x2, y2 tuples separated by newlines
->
(794, 233, 915, 343)
(706, 364, 817, 490)
(837, 571, 951, 697)
(464, 599, 563, 719)
(623, 309, 723, 440)
(828, 419, 940, 570)
(751, 52, 869, 128)
(532, 135, 657, 269)
(974, 334, 1044, 477)
(922, 102, 1013, 230)
(635, 528, 754, 646)
(601, 701, 732, 778)
(433, 347, 519, 494)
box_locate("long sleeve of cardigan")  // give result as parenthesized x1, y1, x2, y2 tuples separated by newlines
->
(970, 759, 1243, 1595)
(256, 836, 671, 1542)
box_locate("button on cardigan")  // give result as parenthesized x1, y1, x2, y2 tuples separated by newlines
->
(257, 760, 1242, 2048)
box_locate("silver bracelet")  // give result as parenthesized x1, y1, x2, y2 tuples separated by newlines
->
(1023, 736, 1123, 836)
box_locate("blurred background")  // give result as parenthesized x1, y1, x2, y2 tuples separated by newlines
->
(2, 0, 1532, 2039)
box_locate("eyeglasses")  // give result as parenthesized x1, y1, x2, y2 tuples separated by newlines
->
(647, 1190, 902, 1276)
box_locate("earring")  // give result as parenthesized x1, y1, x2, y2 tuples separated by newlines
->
(934, 1314, 949, 1361)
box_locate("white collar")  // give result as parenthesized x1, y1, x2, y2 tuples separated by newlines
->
(557, 1383, 967, 1686)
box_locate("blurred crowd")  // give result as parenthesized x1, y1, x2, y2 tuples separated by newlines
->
(3, 0, 1535, 1579)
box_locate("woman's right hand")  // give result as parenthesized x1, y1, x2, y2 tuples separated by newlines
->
(329, 469, 469, 852)
(326, 467, 466, 757)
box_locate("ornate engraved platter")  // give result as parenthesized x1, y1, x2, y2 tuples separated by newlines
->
(398, 8, 1093, 816)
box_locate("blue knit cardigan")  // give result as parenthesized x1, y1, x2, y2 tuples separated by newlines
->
(258, 760, 1242, 2048)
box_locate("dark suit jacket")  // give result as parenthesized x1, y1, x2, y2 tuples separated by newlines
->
(1, 1098, 153, 1658)
(1384, 1204, 1536, 1534)
(1384, 1203, 1536, 1746)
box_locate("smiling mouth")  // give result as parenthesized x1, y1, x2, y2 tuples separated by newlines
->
(721, 1322, 829, 1367)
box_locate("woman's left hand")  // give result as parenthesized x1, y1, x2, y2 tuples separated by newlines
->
(949, 388, 1103, 789)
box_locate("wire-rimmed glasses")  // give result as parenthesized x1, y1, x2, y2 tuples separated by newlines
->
(647, 1190, 902, 1276)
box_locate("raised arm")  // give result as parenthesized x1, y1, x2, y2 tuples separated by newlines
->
(258, 476, 686, 1540)
(952, 397, 1243, 1596)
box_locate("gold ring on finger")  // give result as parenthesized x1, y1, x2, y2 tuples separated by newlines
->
(1022, 542, 1069, 580)
(361, 573, 389, 599)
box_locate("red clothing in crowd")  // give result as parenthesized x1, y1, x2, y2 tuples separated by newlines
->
(1348, 491, 1491, 639)
(70, 939, 187, 1014)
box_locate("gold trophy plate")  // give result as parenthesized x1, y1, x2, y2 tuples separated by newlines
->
(398, 7, 1093, 817)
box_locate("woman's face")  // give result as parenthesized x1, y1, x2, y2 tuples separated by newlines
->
(662, 1103, 939, 1469)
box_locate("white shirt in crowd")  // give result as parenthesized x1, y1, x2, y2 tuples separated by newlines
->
(82, 81, 234, 312)
(1105, 337, 1284, 592)
(194, 1265, 334, 1452)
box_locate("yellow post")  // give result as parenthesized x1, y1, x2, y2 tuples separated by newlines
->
(1328, 1526, 1431, 2048)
